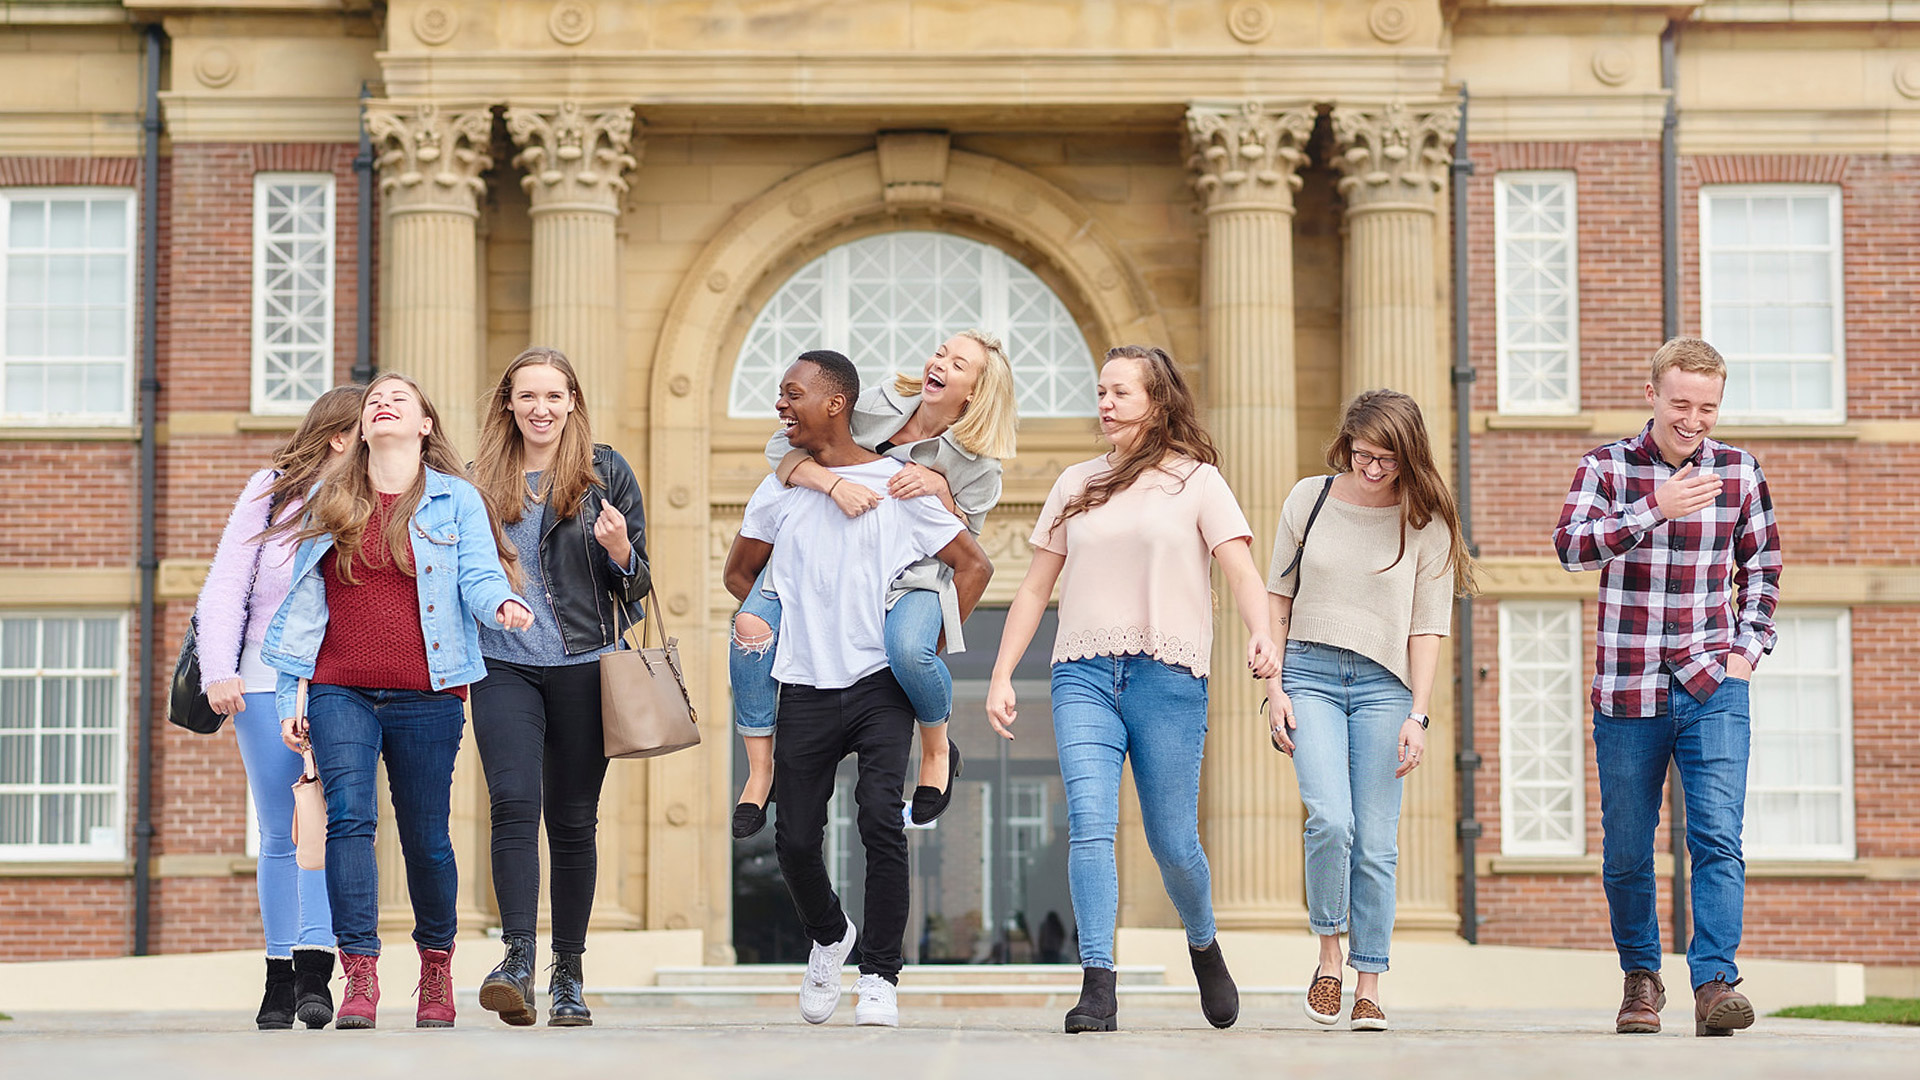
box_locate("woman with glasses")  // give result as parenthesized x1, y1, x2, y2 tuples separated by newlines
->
(1264, 390, 1474, 1032)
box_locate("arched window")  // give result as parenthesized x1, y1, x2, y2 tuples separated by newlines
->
(728, 231, 1097, 418)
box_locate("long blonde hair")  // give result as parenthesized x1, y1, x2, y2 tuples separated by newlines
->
(1052, 345, 1217, 530)
(890, 329, 1019, 460)
(472, 347, 602, 525)
(253, 385, 366, 540)
(297, 373, 521, 588)
(1326, 389, 1476, 597)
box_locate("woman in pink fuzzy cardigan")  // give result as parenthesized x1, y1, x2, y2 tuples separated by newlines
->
(194, 384, 362, 1030)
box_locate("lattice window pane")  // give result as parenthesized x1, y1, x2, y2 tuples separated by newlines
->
(0, 189, 136, 421)
(1496, 173, 1580, 415)
(0, 614, 126, 861)
(1700, 185, 1844, 423)
(1499, 601, 1586, 856)
(252, 174, 335, 415)
(729, 231, 1096, 419)
(1744, 610, 1854, 859)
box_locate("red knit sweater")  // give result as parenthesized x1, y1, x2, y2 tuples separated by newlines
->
(311, 491, 466, 700)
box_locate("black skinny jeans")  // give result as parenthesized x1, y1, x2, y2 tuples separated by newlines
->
(773, 669, 915, 981)
(471, 658, 610, 956)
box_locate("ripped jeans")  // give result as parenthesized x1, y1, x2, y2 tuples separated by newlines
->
(729, 567, 951, 736)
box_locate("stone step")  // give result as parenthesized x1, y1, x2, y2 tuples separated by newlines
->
(589, 984, 1309, 1010)
(651, 964, 1166, 988)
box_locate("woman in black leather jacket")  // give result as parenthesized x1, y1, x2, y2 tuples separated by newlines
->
(468, 347, 649, 1028)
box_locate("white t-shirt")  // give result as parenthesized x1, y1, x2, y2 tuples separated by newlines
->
(739, 457, 965, 689)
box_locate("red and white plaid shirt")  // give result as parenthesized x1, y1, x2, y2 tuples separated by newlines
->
(1554, 421, 1782, 718)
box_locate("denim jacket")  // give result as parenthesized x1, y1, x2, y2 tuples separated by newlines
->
(262, 467, 528, 718)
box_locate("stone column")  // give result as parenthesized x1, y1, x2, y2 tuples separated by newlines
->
(366, 102, 494, 454)
(504, 102, 639, 416)
(1186, 101, 1315, 930)
(1331, 99, 1462, 930)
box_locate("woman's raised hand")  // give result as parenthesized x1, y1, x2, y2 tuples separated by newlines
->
(592, 500, 633, 567)
(985, 677, 1019, 740)
(887, 463, 950, 503)
(496, 600, 535, 631)
(207, 676, 247, 717)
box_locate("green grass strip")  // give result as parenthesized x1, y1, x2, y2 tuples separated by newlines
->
(1772, 998, 1920, 1026)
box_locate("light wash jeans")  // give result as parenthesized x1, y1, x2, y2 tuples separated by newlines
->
(1595, 672, 1751, 990)
(728, 567, 951, 735)
(237, 691, 333, 956)
(1284, 640, 1412, 974)
(1050, 654, 1216, 971)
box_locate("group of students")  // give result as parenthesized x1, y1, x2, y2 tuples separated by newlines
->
(197, 349, 644, 1030)
(721, 337, 1472, 1034)
(198, 326, 1777, 1039)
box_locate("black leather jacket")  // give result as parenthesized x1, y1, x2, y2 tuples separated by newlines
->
(532, 445, 650, 656)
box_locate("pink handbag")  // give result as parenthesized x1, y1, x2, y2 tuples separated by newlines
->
(290, 678, 326, 871)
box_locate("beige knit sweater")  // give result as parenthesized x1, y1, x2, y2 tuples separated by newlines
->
(1265, 475, 1455, 689)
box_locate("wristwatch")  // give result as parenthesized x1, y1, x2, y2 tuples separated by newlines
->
(1409, 712, 1429, 729)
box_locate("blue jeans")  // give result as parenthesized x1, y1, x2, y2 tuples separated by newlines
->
(305, 685, 465, 957)
(1595, 674, 1751, 990)
(237, 691, 333, 955)
(1050, 655, 1216, 971)
(1283, 641, 1412, 974)
(729, 567, 952, 735)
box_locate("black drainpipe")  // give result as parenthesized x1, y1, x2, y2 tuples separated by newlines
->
(1449, 83, 1481, 945)
(133, 22, 164, 956)
(1660, 22, 1690, 957)
(352, 82, 375, 384)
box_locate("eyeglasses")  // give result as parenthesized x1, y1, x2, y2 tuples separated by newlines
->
(1351, 449, 1399, 473)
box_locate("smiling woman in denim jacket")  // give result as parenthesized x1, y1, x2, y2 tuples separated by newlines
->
(262, 373, 532, 1032)
(195, 384, 362, 1030)
(1264, 390, 1475, 1033)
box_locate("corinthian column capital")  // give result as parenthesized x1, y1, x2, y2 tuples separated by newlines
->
(366, 101, 495, 218)
(1184, 101, 1316, 212)
(505, 101, 640, 213)
(1329, 100, 1458, 210)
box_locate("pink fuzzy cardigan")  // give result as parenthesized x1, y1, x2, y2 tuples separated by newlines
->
(194, 469, 299, 690)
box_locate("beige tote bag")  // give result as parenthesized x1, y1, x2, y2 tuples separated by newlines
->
(601, 591, 701, 759)
(290, 678, 327, 871)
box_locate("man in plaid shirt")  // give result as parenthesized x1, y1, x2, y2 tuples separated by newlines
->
(1554, 338, 1781, 1038)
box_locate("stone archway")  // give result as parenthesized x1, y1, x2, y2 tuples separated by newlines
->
(635, 143, 1168, 957)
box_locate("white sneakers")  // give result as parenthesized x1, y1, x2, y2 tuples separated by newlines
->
(853, 973, 899, 1027)
(799, 917, 858, 1024)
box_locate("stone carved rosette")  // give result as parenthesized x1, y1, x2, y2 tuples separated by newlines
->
(366, 102, 496, 216)
(504, 101, 640, 212)
(1184, 101, 1315, 212)
(1329, 100, 1459, 210)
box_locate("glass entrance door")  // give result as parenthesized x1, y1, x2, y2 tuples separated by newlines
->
(731, 608, 1076, 966)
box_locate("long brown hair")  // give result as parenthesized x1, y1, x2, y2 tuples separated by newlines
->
(296, 373, 521, 588)
(472, 347, 602, 525)
(1327, 389, 1476, 596)
(1052, 345, 1218, 529)
(252, 385, 366, 540)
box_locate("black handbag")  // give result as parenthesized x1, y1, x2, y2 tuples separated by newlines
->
(168, 489, 276, 735)
(167, 617, 224, 734)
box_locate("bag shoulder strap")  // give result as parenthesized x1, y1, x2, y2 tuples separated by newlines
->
(232, 485, 281, 667)
(1278, 475, 1337, 582)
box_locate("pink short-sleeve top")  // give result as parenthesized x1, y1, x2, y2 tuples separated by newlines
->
(1030, 456, 1253, 677)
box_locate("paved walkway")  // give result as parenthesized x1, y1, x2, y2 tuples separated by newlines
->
(3, 1005, 1914, 1078)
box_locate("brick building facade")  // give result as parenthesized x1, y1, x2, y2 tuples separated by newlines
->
(1, 2, 1914, 994)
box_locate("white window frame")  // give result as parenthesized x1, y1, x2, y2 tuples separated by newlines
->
(1494, 171, 1581, 416)
(250, 173, 336, 415)
(1698, 184, 1846, 425)
(1498, 600, 1588, 857)
(727, 230, 1097, 419)
(1744, 607, 1855, 861)
(0, 187, 138, 425)
(0, 612, 129, 862)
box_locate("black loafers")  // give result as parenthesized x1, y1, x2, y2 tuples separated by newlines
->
(910, 739, 962, 825)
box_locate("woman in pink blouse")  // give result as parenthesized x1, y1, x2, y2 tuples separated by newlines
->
(985, 345, 1279, 1034)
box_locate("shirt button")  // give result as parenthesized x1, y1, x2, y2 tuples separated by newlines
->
(1664, 622, 1676, 633)
(426, 604, 434, 613)
(424, 565, 433, 573)
(432, 642, 440, 650)
(1667, 582, 1680, 593)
